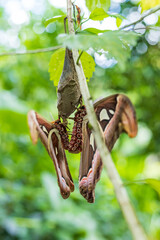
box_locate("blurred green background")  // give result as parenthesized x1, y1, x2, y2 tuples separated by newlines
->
(0, 0, 160, 239)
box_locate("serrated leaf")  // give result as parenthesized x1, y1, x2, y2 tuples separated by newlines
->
(89, 8, 109, 21)
(81, 52, 95, 80)
(49, 49, 95, 86)
(145, 179, 160, 196)
(57, 31, 139, 70)
(116, 17, 122, 28)
(45, 15, 66, 27)
(48, 48, 65, 87)
(141, 0, 160, 12)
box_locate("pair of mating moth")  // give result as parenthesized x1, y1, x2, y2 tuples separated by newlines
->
(28, 94, 137, 203)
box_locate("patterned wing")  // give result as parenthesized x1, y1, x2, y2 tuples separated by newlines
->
(27, 110, 74, 199)
(79, 94, 138, 203)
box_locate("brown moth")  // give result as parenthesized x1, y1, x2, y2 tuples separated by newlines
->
(79, 94, 138, 203)
(27, 94, 137, 203)
(27, 111, 74, 199)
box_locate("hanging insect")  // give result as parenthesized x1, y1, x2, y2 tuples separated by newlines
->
(28, 94, 137, 203)
(27, 111, 74, 199)
(79, 94, 138, 203)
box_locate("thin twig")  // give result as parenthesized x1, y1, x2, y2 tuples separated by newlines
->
(133, 26, 160, 31)
(80, 18, 89, 26)
(0, 45, 61, 57)
(76, 51, 83, 65)
(67, 0, 148, 239)
(120, 5, 160, 30)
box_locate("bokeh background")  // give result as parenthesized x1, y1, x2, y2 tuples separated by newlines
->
(0, 0, 160, 239)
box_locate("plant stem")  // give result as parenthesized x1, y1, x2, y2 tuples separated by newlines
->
(0, 46, 61, 57)
(120, 6, 160, 30)
(76, 51, 83, 65)
(67, 0, 148, 239)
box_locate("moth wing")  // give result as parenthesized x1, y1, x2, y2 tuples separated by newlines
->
(27, 110, 39, 144)
(79, 95, 118, 202)
(27, 110, 74, 199)
(79, 94, 138, 203)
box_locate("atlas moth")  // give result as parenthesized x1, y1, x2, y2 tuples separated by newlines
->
(27, 94, 137, 203)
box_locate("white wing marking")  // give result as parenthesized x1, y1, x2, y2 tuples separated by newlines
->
(42, 125, 48, 134)
(109, 109, 114, 115)
(90, 133, 95, 151)
(99, 108, 110, 121)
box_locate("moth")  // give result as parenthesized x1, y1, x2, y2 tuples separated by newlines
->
(78, 94, 138, 203)
(27, 111, 74, 199)
(28, 94, 137, 203)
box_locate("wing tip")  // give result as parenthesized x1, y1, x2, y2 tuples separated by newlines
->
(27, 110, 38, 144)
(117, 94, 138, 138)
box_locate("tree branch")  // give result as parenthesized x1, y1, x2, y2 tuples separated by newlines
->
(67, 0, 148, 239)
(0, 46, 61, 57)
(120, 5, 160, 30)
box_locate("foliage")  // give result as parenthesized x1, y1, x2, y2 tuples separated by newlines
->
(45, 15, 66, 27)
(89, 8, 109, 21)
(0, 0, 160, 240)
(49, 48, 66, 86)
(49, 49, 95, 86)
(88, 7, 124, 27)
(85, 0, 111, 12)
(58, 31, 138, 70)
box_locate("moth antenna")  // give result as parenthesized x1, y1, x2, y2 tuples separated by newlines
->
(50, 112, 55, 121)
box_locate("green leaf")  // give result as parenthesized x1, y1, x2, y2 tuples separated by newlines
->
(57, 31, 139, 70)
(48, 48, 65, 87)
(86, 0, 111, 12)
(89, 8, 109, 21)
(108, 13, 125, 28)
(116, 17, 122, 28)
(145, 179, 160, 196)
(156, 16, 160, 26)
(82, 28, 109, 34)
(49, 49, 95, 86)
(44, 15, 66, 27)
(81, 52, 95, 80)
(0, 110, 28, 135)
